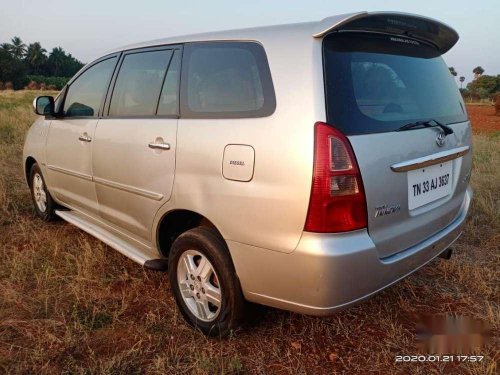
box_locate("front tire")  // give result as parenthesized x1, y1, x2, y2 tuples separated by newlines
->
(168, 227, 246, 336)
(29, 163, 57, 221)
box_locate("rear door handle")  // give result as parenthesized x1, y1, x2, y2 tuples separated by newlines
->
(148, 142, 171, 150)
(78, 134, 92, 142)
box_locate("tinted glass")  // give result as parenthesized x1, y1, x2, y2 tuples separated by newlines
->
(323, 33, 467, 135)
(109, 50, 173, 116)
(63, 57, 116, 117)
(36, 96, 52, 115)
(157, 50, 181, 116)
(182, 42, 275, 118)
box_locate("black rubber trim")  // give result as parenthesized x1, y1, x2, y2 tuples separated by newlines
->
(144, 258, 169, 271)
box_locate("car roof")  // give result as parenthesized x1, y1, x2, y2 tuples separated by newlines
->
(105, 11, 458, 56)
(107, 19, 319, 53)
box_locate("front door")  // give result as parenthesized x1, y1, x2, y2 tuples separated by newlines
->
(45, 56, 118, 215)
(92, 47, 181, 240)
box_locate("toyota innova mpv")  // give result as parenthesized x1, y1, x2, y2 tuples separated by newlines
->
(24, 12, 472, 336)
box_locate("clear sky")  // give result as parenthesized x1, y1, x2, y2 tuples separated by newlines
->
(1, 0, 499, 85)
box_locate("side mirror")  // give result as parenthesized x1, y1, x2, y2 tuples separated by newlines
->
(33, 96, 55, 116)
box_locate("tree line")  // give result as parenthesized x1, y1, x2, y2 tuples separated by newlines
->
(0, 36, 84, 90)
(449, 66, 499, 101)
(1, 36, 498, 101)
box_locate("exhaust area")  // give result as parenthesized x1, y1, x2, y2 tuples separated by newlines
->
(438, 248, 453, 260)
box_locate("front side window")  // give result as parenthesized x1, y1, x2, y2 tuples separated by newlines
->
(181, 42, 275, 118)
(63, 57, 117, 117)
(109, 50, 173, 117)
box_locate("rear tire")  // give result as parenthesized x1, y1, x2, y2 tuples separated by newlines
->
(168, 226, 246, 337)
(29, 163, 57, 221)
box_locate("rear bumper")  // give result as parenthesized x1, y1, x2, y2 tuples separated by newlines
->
(229, 187, 472, 315)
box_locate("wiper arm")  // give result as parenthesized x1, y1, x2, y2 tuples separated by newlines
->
(398, 119, 454, 135)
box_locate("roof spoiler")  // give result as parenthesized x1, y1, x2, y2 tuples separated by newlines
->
(313, 12, 459, 54)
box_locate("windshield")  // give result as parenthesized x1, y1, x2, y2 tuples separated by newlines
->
(323, 33, 467, 135)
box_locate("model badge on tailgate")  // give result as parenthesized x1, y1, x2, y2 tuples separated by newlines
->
(375, 204, 401, 218)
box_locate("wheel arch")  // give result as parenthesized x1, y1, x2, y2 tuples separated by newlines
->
(156, 209, 225, 259)
(25, 156, 37, 186)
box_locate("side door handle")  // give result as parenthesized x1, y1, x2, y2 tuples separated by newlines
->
(148, 142, 171, 150)
(78, 133, 92, 142)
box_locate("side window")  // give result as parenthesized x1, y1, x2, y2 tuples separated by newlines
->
(109, 50, 173, 117)
(63, 57, 117, 117)
(157, 50, 181, 116)
(182, 42, 276, 118)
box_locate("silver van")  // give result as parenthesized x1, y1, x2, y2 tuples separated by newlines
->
(24, 12, 472, 336)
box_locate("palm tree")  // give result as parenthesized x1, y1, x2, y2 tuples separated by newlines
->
(9, 36, 27, 59)
(459, 76, 465, 89)
(448, 67, 457, 77)
(473, 66, 484, 80)
(0, 43, 12, 54)
(25, 42, 47, 75)
(47, 47, 66, 76)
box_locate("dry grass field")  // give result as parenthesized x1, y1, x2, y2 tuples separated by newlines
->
(0, 90, 498, 374)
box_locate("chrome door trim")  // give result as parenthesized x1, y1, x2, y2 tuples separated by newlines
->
(93, 176, 164, 201)
(390, 146, 470, 172)
(47, 165, 93, 181)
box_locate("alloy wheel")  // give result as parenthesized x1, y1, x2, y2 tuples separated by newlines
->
(33, 173, 47, 213)
(176, 250, 222, 322)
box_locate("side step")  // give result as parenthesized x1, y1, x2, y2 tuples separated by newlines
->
(55, 210, 167, 271)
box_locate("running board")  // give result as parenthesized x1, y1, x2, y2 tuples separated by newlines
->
(55, 210, 168, 271)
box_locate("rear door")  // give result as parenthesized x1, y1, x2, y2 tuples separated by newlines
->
(323, 32, 472, 258)
(92, 47, 181, 241)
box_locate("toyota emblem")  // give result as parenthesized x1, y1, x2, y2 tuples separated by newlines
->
(436, 132, 446, 147)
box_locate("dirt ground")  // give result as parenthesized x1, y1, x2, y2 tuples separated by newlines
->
(467, 105, 500, 133)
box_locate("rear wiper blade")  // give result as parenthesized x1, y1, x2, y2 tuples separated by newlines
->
(398, 119, 454, 135)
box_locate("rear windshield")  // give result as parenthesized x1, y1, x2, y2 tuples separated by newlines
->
(323, 33, 467, 135)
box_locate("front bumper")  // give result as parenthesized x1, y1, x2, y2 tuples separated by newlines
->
(229, 187, 472, 315)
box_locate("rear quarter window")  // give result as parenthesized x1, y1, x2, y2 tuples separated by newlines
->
(181, 42, 276, 118)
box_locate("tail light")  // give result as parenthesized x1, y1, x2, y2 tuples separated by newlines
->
(304, 122, 367, 232)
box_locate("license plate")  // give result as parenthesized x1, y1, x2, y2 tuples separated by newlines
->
(407, 161, 453, 210)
